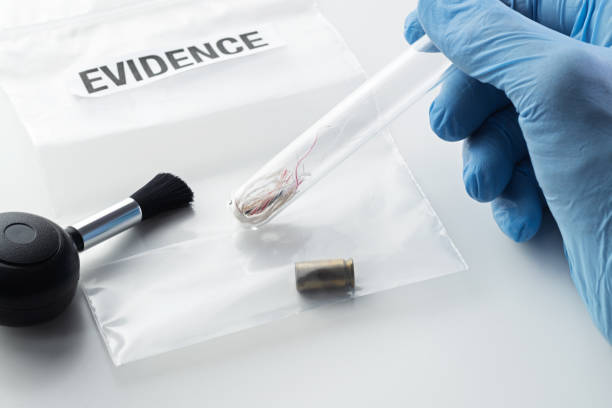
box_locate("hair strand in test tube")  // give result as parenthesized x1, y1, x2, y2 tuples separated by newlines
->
(231, 134, 319, 225)
(230, 35, 452, 227)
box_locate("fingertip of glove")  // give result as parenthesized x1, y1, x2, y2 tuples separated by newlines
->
(429, 101, 465, 142)
(462, 163, 502, 203)
(463, 165, 481, 201)
(492, 199, 541, 243)
(514, 222, 535, 243)
(404, 12, 425, 44)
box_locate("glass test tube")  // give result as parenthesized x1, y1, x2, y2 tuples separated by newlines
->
(230, 35, 452, 227)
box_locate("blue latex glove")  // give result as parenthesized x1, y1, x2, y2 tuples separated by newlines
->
(404, 0, 612, 343)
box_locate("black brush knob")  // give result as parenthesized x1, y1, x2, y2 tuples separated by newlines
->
(0, 212, 79, 326)
(0, 173, 192, 327)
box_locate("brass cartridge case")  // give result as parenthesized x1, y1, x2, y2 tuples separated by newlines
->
(295, 258, 355, 293)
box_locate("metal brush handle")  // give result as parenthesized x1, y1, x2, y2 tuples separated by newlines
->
(70, 198, 142, 250)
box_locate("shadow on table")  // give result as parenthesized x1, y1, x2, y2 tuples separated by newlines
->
(0, 291, 89, 364)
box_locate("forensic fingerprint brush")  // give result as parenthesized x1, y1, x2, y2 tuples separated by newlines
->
(0, 173, 194, 326)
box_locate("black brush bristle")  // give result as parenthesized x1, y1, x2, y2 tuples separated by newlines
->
(130, 173, 194, 220)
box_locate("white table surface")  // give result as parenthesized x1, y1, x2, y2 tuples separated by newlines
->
(0, 1, 611, 407)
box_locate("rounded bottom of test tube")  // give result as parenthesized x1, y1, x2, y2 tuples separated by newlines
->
(229, 199, 264, 230)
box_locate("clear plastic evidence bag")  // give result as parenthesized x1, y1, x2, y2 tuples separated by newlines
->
(0, 0, 466, 365)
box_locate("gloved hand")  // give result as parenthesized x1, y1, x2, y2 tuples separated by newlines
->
(404, 0, 612, 343)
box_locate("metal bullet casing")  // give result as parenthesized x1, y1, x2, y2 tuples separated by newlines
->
(295, 258, 355, 293)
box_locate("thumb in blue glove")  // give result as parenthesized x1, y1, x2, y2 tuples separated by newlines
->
(405, 0, 612, 343)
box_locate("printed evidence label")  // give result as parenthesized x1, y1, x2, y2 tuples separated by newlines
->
(68, 26, 285, 97)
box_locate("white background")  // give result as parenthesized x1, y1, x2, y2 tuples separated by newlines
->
(0, 0, 611, 406)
